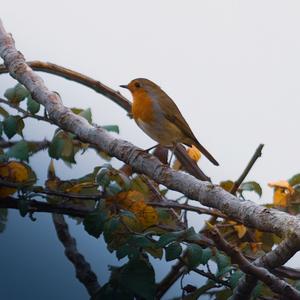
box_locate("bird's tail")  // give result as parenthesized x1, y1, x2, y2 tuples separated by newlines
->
(188, 139, 219, 166)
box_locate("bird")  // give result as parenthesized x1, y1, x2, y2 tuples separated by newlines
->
(120, 78, 219, 166)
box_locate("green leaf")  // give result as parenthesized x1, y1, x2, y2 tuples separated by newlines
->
(15, 116, 25, 137)
(157, 231, 184, 247)
(129, 235, 154, 248)
(289, 174, 300, 187)
(186, 244, 203, 268)
(7, 140, 29, 161)
(184, 227, 202, 241)
(0, 209, 8, 234)
(119, 259, 155, 300)
(48, 134, 65, 159)
(0, 121, 3, 136)
(229, 270, 243, 288)
(216, 252, 231, 272)
(83, 209, 108, 238)
(3, 115, 18, 139)
(201, 247, 212, 265)
(4, 87, 15, 101)
(103, 217, 121, 243)
(27, 95, 40, 114)
(14, 84, 29, 101)
(165, 242, 182, 261)
(18, 198, 29, 217)
(102, 125, 120, 134)
(116, 244, 131, 260)
(239, 181, 262, 197)
(79, 108, 92, 123)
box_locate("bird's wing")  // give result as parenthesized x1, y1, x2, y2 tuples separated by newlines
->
(158, 92, 219, 166)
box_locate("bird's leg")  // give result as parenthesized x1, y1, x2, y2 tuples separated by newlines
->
(168, 143, 177, 165)
(143, 144, 160, 152)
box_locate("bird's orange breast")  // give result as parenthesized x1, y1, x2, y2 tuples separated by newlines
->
(132, 90, 155, 123)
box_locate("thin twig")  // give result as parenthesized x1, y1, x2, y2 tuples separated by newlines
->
(230, 144, 264, 194)
(0, 97, 55, 124)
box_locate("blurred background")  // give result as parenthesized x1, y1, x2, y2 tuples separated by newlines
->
(1, 1, 300, 299)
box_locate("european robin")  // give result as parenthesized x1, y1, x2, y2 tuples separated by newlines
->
(120, 78, 219, 166)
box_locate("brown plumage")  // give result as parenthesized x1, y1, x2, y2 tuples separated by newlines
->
(120, 78, 219, 166)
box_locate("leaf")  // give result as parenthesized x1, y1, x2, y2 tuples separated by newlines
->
(102, 125, 120, 134)
(48, 132, 75, 163)
(289, 174, 300, 187)
(129, 235, 154, 248)
(230, 270, 243, 288)
(216, 252, 231, 272)
(0, 122, 2, 136)
(116, 244, 131, 260)
(239, 181, 262, 197)
(14, 84, 29, 101)
(186, 244, 203, 268)
(165, 242, 182, 261)
(15, 116, 25, 137)
(7, 140, 29, 161)
(27, 95, 40, 114)
(233, 224, 247, 239)
(157, 231, 184, 247)
(79, 108, 92, 123)
(4, 87, 15, 101)
(119, 259, 155, 300)
(0, 209, 8, 233)
(201, 247, 212, 265)
(219, 180, 234, 192)
(3, 115, 18, 139)
(83, 209, 108, 238)
(184, 227, 202, 241)
(18, 197, 29, 217)
(103, 217, 121, 243)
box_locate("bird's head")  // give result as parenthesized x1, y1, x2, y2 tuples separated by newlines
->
(120, 78, 159, 95)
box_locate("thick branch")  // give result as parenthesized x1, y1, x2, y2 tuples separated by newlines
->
(0, 196, 93, 217)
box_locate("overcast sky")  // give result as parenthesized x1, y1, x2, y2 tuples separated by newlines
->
(2, 0, 300, 200)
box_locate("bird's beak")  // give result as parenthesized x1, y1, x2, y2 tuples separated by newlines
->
(119, 84, 129, 89)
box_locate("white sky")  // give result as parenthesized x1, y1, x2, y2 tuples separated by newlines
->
(2, 0, 300, 202)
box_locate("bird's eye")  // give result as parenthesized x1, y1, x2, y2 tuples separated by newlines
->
(134, 82, 141, 88)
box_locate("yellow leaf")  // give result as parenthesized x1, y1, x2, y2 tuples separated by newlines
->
(172, 145, 201, 170)
(0, 161, 29, 198)
(233, 224, 247, 239)
(187, 145, 201, 162)
(269, 180, 294, 207)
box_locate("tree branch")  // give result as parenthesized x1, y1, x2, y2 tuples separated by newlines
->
(52, 213, 101, 296)
(230, 144, 264, 194)
(209, 227, 300, 300)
